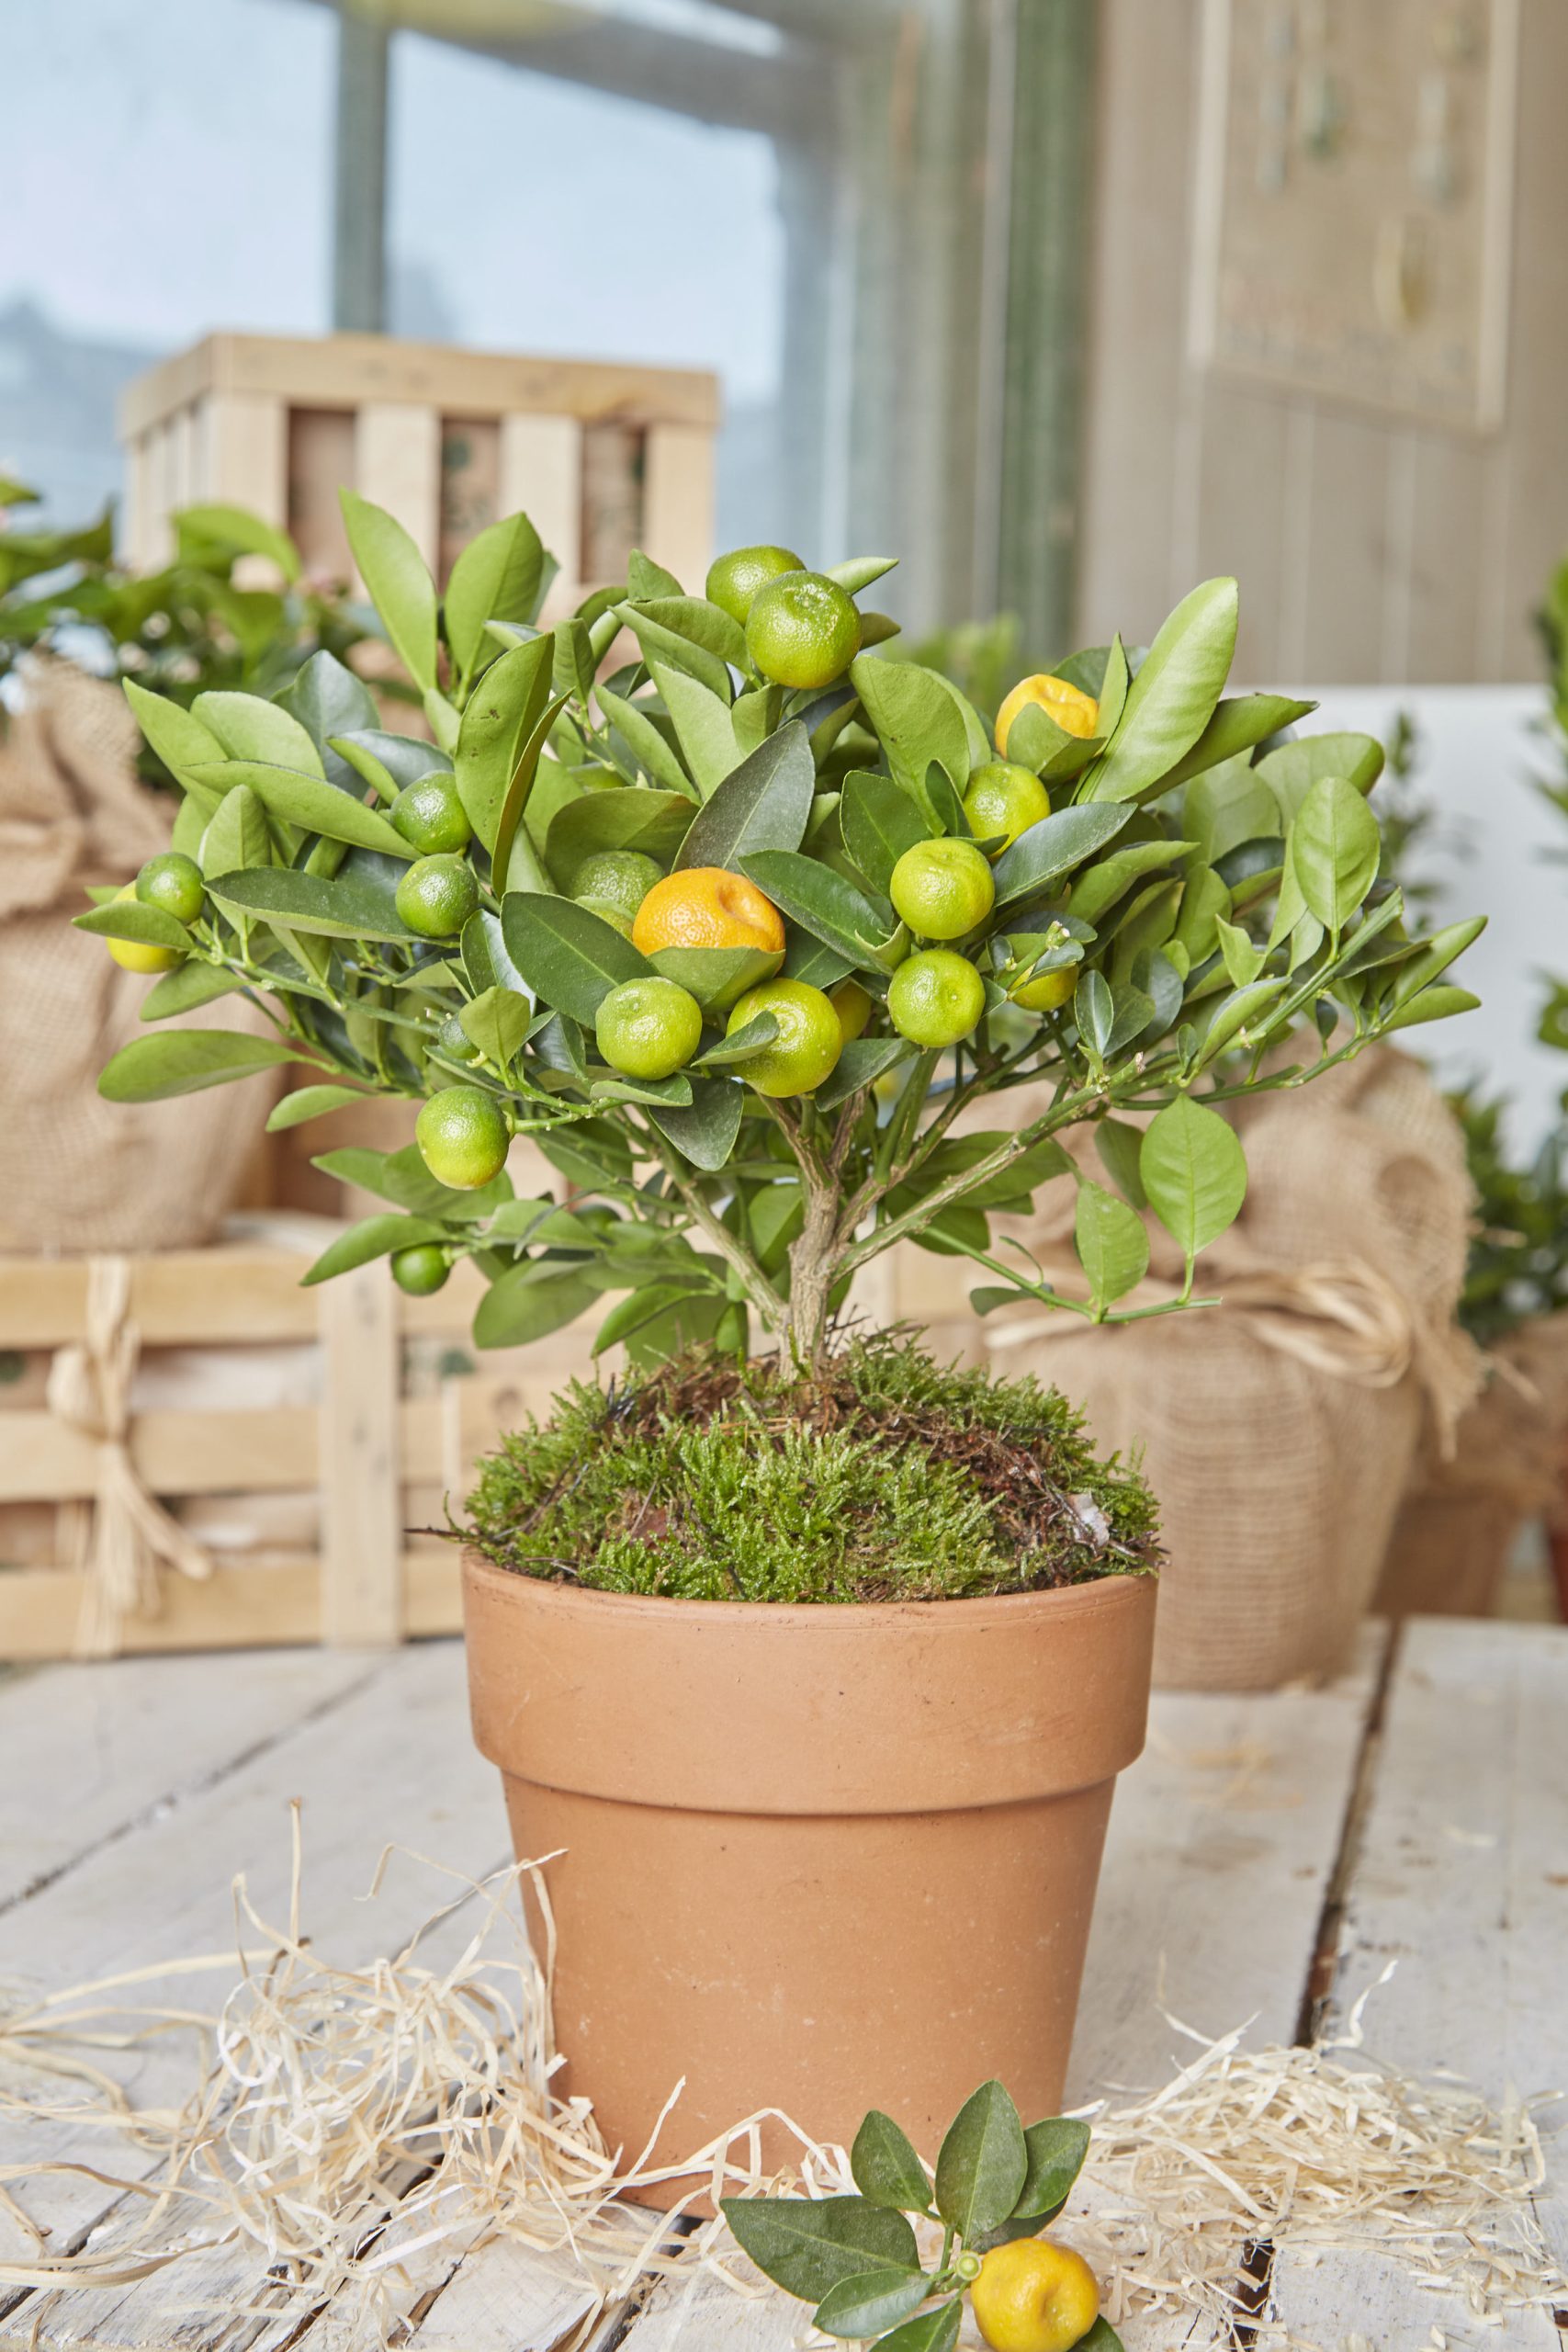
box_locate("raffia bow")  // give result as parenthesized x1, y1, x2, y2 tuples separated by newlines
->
(46, 1256, 214, 1658)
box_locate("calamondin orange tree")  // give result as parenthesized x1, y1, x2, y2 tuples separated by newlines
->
(85, 495, 1484, 1368)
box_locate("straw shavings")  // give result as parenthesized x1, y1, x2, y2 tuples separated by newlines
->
(0, 1830, 1562, 2352)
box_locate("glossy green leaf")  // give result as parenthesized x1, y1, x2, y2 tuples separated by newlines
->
(1140, 1094, 1247, 1263)
(1214, 916, 1267, 989)
(851, 2111, 932, 2213)
(445, 510, 544, 682)
(1094, 1117, 1148, 1209)
(199, 779, 274, 876)
(1068, 839, 1194, 923)
(1013, 2116, 1091, 2219)
(474, 1262, 600, 1349)
(279, 652, 380, 787)
(1258, 730, 1383, 821)
(192, 690, 323, 777)
(493, 693, 570, 891)
(1074, 1180, 1149, 1310)
(650, 659, 742, 797)
(332, 728, 453, 802)
(675, 719, 816, 870)
(592, 1278, 715, 1356)
(140, 960, 246, 1021)
(596, 683, 696, 797)
(175, 500, 300, 580)
(647, 944, 784, 1011)
(123, 678, 228, 798)
(826, 555, 897, 594)
(1174, 865, 1231, 964)
(1183, 757, 1282, 868)
(813, 2269, 931, 2343)
(1289, 775, 1381, 934)
(456, 636, 556, 852)
(1073, 2322, 1125, 2352)
(462, 907, 530, 1000)
(634, 593, 748, 671)
(301, 1214, 444, 1283)
(840, 770, 931, 893)
(547, 786, 694, 885)
(98, 1030, 307, 1102)
(1158, 694, 1316, 794)
(991, 805, 1131, 910)
(265, 1084, 377, 1132)
(933, 2080, 1028, 2242)
(621, 605, 732, 702)
(1387, 916, 1487, 1005)
(210, 865, 414, 943)
(1083, 577, 1238, 803)
(815, 1036, 915, 1110)
(73, 899, 192, 953)
(189, 761, 412, 858)
(741, 850, 893, 974)
(696, 1012, 779, 1067)
(502, 891, 654, 1023)
(341, 490, 438, 692)
(1075, 969, 1114, 1058)
(850, 656, 970, 815)
(460, 987, 531, 1064)
(1197, 977, 1290, 1065)
(647, 1077, 745, 1170)
(1383, 982, 1482, 1032)
(870, 2298, 963, 2352)
(719, 2197, 919, 2303)
(316, 1140, 512, 1221)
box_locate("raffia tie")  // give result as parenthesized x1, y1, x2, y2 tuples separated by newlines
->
(45, 1256, 213, 1658)
(986, 1256, 1476, 1453)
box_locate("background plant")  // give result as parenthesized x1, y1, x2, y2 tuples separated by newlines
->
(722, 2077, 1116, 2352)
(84, 495, 1484, 1370)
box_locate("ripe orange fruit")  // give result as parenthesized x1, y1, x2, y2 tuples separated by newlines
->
(889, 838, 996, 941)
(745, 571, 861, 690)
(727, 978, 841, 1097)
(886, 948, 985, 1046)
(105, 884, 184, 973)
(970, 2237, 1100, 2352)
(594, 978, 704, 1080)
(995, 673, 1099, 759)
(415, 1087, 509, 1189)
(632, 866, 786, 957)
(964, 762, 1052, 854)
(705, 543, 805, 626)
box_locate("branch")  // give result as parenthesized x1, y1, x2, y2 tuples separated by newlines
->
(643, 1133, 788, 1335)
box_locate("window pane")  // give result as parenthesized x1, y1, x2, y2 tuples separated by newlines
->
(386, 29, 787, 549)
(0, 0, 333, 529)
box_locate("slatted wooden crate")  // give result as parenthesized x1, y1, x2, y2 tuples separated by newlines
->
(118, 331, 718, 604)
(0, 1227, 599, 1663)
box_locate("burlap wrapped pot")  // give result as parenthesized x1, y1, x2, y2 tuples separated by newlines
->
(977, 1046, 1479, 1690)
(0, 658, 281, 1252)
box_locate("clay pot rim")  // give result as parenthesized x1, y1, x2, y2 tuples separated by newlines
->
(461, 1546, 1156, 1630)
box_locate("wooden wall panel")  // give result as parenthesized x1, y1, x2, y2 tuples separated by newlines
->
(1077, 0, 1568, 685)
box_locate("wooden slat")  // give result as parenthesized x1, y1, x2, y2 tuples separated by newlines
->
(0, 1250, 320, 1349)
(499, 413, 582, 584)
(121, 333, 718, 439)
(1267, 1615, 1568, 2347)
(0, 1553, 462, 1662)
(0, 1404, 318, 1503)
(320, 1259, 402, 1645)
(355, 401, 442, 574)
(200, 388, 290, 554)
(642, 422, 715, 596)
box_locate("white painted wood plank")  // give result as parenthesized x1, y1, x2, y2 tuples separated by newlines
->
(498, 413, 581, 586)
(641, 423, 714, 596)
(354, 404, 441, 573)
(319, 1258, 403, 1645)
(0, 1649, 374, 1912)
(1268, 1616, 1568, 2349)
(0, 1641, 505, 2275)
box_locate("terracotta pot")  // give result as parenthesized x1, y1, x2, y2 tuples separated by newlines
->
(463, 1552, 1156, 2202)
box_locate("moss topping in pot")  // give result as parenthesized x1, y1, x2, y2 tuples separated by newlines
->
(462, 1332, 1159, 1603)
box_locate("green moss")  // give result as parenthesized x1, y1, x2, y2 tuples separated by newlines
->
(462, 1332, 1160, 1603)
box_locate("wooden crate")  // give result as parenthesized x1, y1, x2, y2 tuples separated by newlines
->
(0, 1229, 598, 1663)
(118, 331, 718, 604)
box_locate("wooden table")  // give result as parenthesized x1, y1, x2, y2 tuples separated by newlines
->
(0, 1617, 1563, 2351)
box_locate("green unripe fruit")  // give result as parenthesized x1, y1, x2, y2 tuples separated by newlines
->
(396, 854, 480, 939)
(744, 571, 861, 690)
(889, 837, 996, 941)
(390, 1243, 450, 1295)
(415, 1086, 509, 1189)
(727, 978, 843, 1098)
(570, 850, 661, 922)
(594, 978, 705, 1081)
(392, 773, 472, 856)
(887, 949, 987, 1047)
(705, 543, 805, 626)
(436, 1011, 481, 1061)
(577, 897, 636, 939)
(135, 851, 205, 926)
(963, 762, 1052, 855)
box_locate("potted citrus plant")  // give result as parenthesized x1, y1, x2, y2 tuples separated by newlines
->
(85, 496, 1481, 2189)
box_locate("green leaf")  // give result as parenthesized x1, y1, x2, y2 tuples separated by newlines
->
(473, 1262, 600, 1349)
(1075, 969, 1113, 1058)
(1083, 577, 1238, 802)
(1073, 2323, 1125, 2352)
(140, 960, 246, 1021)
(1074, 1180, 1150, 1310)
(1258, 729, 1383, 821)
(1013, 2117, 1091, 2219)
(279, 653, 381, 786)
(592, 1279, 716, 1358)
(634, 593, 749, 671)
(851, 2111, 932, 2213)
(1383, 982, 1482, 1033)
(1067, 839, 1194, 923)
(265, 1084, 376, 1132)
(316, 1140, 512, 1221)
(445, 511, 543, 682)
(826, 555, 897, 594)
(301, 1214, 444, 1283)
(547, 785, 694, 884)
(1289, 775, 1381, 935)
(553, 616, 597, 706)
(1158, 694, 1316, 793)
(462, 907, 530, 999)
(1214, 916, 1267, 988)
(174, 500, 301, 580)
(650, 659, 741, 797)
(1095, 1118, 1148, 1209)
(98, 1030, 307, 1102)
(1387, 915, 1487, 1006)
(850, 656, 970, 816)
(871, 2299, 962, 2352)
(210, 864, 414, 943)
(1140, 1095, 1247, 1266)
(647, 944, 784, 1012)
(1174, 865, 1231, 964)
(813, 2269, 931, 2343)
(621, 605, 733, 702)
(456, 636, 556, 852)
(332, 728, 453, 802)
(596, 683, 696, 797)
(840, 770, 932, 893)
(494, 693, 570, 890)
(123, 678, 228, 797)
(740, 851, 893, 976)
(991, 806, 1131, 910)
(933, 2080, 1028, 2243)
(189, 761, 412, 858)
(626, 549, 682, 598)
(192, 690, 324, 777)
(719, 2197, 919, 2303)
(647, 1078, 745, 1170)
(73, 899, 191, 953)
(502, 891, 653, 1024)
(1197, 977, 1290, 1065)
(815, 1036, 914, 1110)
(341, 489, 438, 693)
(673, 719, 817, 871)
(1184, 757, 1282, 867)
(460, 987, 531, 1064)
(697, 1012, 779, 1067)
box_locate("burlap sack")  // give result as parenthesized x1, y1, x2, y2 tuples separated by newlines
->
(0, 658, 280, 1251)
(1376, 1308, 1568, 1618)
(979, 1046, 1479, 1690)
